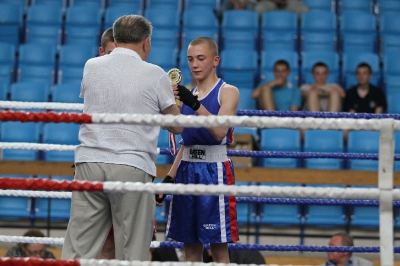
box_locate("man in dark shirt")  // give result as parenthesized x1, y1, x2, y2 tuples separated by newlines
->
(343, 63, 387, 113)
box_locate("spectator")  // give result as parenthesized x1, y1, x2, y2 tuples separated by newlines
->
(98, 27, 116, 56)
(321, 233, 374, 266)
(5, 229, 56, 259)
(252, 60, 301, 111)
(343, 63, 387, 114)
(300, 62, 345, 112)
(255, 0, 309, 16)
(220, 0, 256, 11)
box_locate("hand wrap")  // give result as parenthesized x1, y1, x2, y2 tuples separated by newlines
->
(177, 85, 201, 111)
(155, 175, 175, 203)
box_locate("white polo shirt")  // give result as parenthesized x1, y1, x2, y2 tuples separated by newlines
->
(75, 47, 176, 176)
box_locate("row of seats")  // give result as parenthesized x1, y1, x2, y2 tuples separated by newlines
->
(0, 176, 391, 230)
(2, 0, 400, 53)
(1, 122, 396, 173)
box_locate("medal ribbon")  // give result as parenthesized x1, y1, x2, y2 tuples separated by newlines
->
(168, 132, 178, 156)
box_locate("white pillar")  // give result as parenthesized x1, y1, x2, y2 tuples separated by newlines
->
(378, 119, 394, 266)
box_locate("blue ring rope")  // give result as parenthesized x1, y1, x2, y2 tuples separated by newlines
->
(158, 241, 400, 253)
(160, 148, 400, 160)
(162, 196, 400, 207)
(236, 110, 400, 119)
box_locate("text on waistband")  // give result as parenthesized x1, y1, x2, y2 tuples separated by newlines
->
(189, 148, 206, 160)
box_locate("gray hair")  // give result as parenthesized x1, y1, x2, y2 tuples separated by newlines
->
(113, 15, 152, 44)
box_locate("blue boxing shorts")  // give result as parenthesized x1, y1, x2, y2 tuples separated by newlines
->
(166, 145, 239, 244)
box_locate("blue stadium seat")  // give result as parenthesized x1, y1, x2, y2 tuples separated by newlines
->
(25, 5, 63, 47)
(237, 89, 256, 110)
(301, 51, 340, 84)
(260, 50, 299, 85)
(380, 34, 400, 55)
(261, 11, 297, 34)
(221, 10, 259, 50)
(1, 121, 42, 161)
(383, 54, 400, 79)
(342, 52, 380, 88)
(0, 42, 15, 83)
(156, 128, 172, 165)
(10, 82, 50, 102)
(104, 6, 141, 29)
(18, 43, 57, 68)
(0, 81, 9, 100)
(379, 0, 400, 15)
(51, 82, 83, 104)
(146, 0, 182, 10)
(350, 185, 380, 229)
(0, 196, 32, 220)
(185, 0, 218, 10)
(64, 6, 102, 46)
(42, 123, 81, 161)
(385, 76, 400, 97)
(301, 11, 337, 34)
(34, 176, 72, 221)
(17, 65, 55, 85)
(144, 8, 180, 50)
(0, 0, 28, 10)
(69, 0, 105, 9)
(236, 181, 252, 225)
(260, 129, 300, 168)
(258, 183, 302, 226)
(387, 93, 400, 114)
(58, 44, 97, 84)
(338, 0, 373, 13)
(380, 13, 400, 36)
(302, 0, 335, 12)
(219, 49, 258, 90)
(347, 130, 380, 171)
(340, 11, 377, 53)
(0, 3, 24, 48)
(147, 46, 177, 73)
(301, 32, 337, 52)
(304, 184, 348, 228)
(304, 130, 344, 170)
(30, 0, 67, 8)
(107, 0, 142, 10)
(262, 31, 297, 52)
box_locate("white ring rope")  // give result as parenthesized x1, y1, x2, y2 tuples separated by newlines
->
(102, 183, 397, 200)
(0, 142, 76, 151)
(0, 101, 83, 110)
(91, 114, 400, 131)
(0, 190, 71, 198)
(0, 236, 164, 247)
(1, 185, 397, 200)
(0, 143, 162, 154)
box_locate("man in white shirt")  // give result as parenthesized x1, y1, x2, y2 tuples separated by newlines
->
(61, 15, 182, 261)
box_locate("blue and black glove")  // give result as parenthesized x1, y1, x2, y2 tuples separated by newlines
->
(155, 175, 175, 203)
(177, 85, 201, 111)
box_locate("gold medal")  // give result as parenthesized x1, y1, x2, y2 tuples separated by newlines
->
(167, 68, 182, 85)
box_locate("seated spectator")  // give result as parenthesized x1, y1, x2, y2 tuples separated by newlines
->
(220, 0, 256, 11)
(321, 232, 374, 266)
(343, 63, 387, 114)
(255, 0, 309, 16)
(252, 60, 301, 111)
(300, 62, 345, 112)
(5, 229, 56, 259)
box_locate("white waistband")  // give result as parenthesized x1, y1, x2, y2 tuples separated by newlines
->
(182, 145, 228, 163)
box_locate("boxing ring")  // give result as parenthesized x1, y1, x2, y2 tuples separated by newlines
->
(0, 100, 398, 266)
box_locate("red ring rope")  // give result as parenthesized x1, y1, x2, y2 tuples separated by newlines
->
(0, 258, 80, 266)
(0, 178, 103, 192)
(0, 111, 91, 124)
